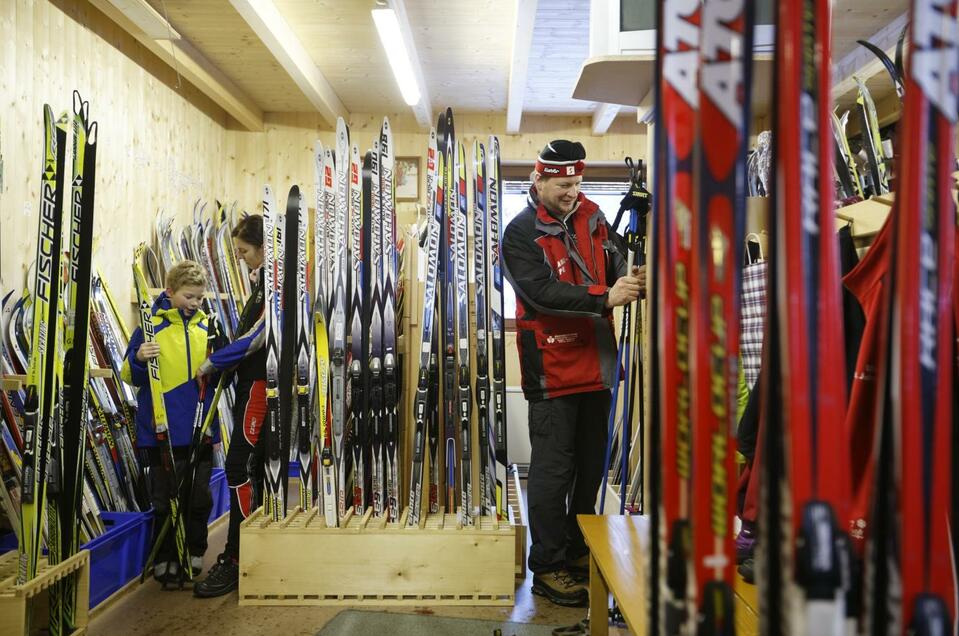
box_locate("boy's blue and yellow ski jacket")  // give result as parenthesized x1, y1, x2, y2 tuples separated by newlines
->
(122, 291, 219, 448)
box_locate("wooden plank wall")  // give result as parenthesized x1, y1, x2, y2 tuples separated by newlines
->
(225, 111, 649, 228)
(2, 0, 649, 356)
(1, 0, 232, 326)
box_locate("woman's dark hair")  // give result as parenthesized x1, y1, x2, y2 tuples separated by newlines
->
(232, 214, 263, 248)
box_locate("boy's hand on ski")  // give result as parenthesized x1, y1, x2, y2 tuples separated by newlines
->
(606, 273, 642, 308)
(136, 342, 160, 362)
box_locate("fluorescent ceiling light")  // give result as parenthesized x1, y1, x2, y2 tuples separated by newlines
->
(372, 7, 421, 106)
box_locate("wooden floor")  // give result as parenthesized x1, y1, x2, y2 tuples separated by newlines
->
(88, 476, 608, 636)
(88, 515, 595, 635)
(87, 483, 757, 635)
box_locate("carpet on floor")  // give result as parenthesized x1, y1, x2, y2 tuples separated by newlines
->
(317, 609, 562, 636)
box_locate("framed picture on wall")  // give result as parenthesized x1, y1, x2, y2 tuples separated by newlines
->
(395, 156, 420, 201)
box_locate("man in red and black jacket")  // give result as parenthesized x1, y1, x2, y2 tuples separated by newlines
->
(503, 140, 644, 607)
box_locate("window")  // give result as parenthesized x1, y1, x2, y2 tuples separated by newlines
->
(502, 180, 631, 322)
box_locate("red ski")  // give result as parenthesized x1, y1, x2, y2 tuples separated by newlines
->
(760, 0, 855, 633)
(867, 1, 958, 632)
(690, 1, 754, 633)
(654, 1, 701, 631)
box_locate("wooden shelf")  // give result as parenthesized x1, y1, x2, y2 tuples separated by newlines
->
(572, 51, 903, 131)
(572, 54, 774, 118)
(572, 55, 655, 109)
(2, 368, 113, 390)
(835, 194, 893, 239)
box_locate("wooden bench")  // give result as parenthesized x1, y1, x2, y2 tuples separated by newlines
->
(577, 514, 758, 635)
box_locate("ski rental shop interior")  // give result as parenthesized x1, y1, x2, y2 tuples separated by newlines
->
(1, 0, 955, 635)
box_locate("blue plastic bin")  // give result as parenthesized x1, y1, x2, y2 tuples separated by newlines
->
(82, 510, 154, 608)
(208, 467, 230, 522)
(0, 530, 16, 554)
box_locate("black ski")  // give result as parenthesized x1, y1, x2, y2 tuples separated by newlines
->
(487, 136, 509, 521)
(262, 185, 285, 520)
(293, 188, 314, 510)
(350, 146, 370, 515)
(472, 140, 495, 518)
(408, 124, 442, 526)
(368, 139, 384, 518)
(56, 91, 98, 632)
(379, 118, 400, 522)
(442, 108, 458, 513)
(331, 118, 350, 519)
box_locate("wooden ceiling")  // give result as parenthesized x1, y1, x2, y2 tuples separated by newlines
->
(833, 0, 907, 60)
(401, 0, 516, 114)
(145, 0, 313, 112)
(133, 0, 908, 130)
(523, 0, 594, 115)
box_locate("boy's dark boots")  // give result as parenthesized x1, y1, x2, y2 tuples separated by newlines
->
(193, 553, 239, 598)
(532, 569, 588, 607)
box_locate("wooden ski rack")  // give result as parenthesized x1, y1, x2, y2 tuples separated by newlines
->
(0, 549, 90, 635)
(238, 505, 516, 606)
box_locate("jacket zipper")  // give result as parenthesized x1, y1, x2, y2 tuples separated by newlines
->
(183, 314, 192, 380)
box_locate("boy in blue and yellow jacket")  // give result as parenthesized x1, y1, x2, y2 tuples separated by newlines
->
(122, 260, 218, 585)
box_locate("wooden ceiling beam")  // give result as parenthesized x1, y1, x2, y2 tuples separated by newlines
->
(384, 0, 432, 129)
(89, 0, 264, 131)
(228, 0, 348, 128)
(506, 0, 538, 133)
(831, 11, 908, 102)
(101, 0, 180, 40)
(591, 103, 620, 135)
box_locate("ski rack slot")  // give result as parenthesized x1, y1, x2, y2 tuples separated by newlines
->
(238, 504, 516, 606)
(0, 549, 90, 635)
(508, 465, 526, 577)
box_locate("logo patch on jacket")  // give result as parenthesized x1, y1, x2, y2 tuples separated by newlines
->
(546, 332, 580, 345)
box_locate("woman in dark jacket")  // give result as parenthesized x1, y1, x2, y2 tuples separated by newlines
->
(193, 214, 266, 598)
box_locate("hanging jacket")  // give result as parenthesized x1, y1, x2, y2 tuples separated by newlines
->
(122, 292, 218, 448)
(502, 187, 627, 401)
